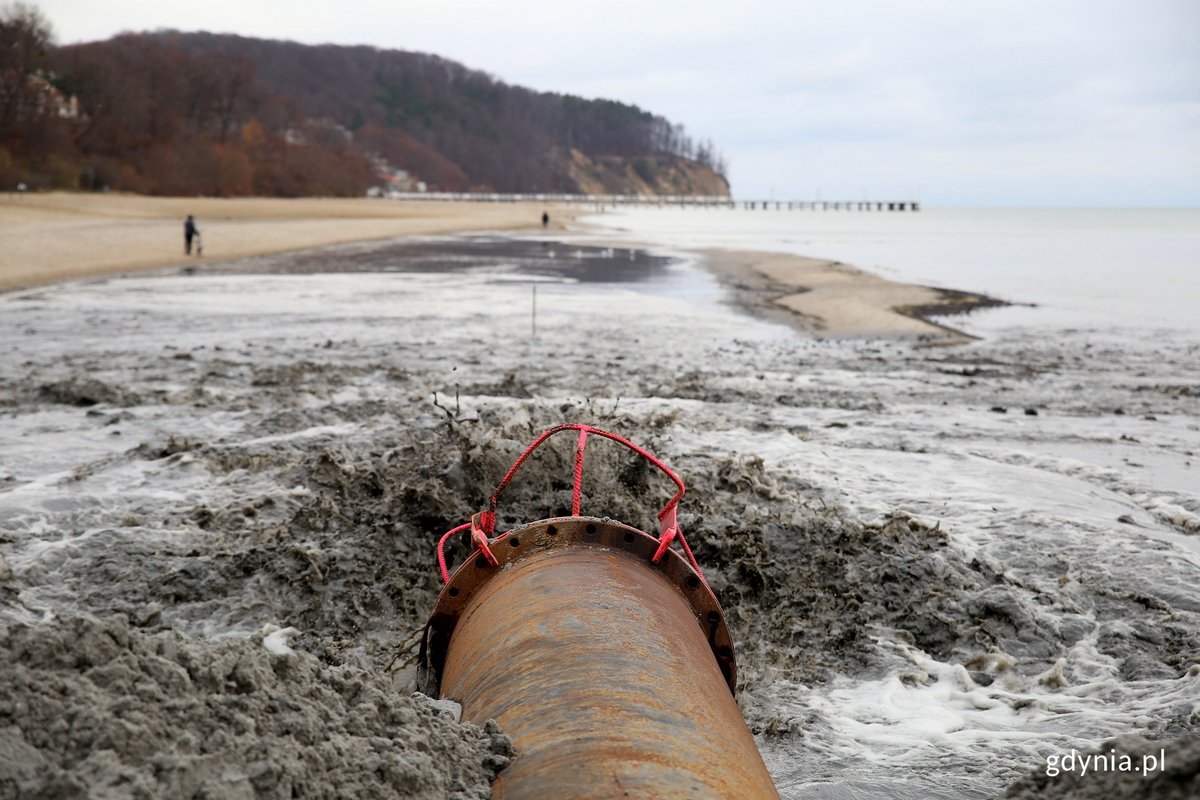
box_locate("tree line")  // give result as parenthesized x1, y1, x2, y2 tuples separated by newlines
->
(1, 3, 728, 196)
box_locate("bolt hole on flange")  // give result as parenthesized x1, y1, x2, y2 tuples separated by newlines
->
(685, 575, 700, 589)
(508, 537, 521, 547)
(585, 523, 597, 535)
(707, 611, 720, 624)
(448, 586, 460, 597)
(475, 555, 489, 569)
(546, 525, 558, 536)
(623, 532, 635, 543)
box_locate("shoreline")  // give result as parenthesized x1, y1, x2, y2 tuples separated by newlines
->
(3, 192, 1004, 341)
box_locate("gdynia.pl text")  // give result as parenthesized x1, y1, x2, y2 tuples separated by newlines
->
(1046, 748, 1166, 778)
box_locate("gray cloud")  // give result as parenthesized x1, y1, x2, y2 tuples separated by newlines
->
(36, 0, 1200, 204)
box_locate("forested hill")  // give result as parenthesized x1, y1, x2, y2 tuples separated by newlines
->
(2, 14, 730, 197)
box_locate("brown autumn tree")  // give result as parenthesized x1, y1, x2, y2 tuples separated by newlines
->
(0, 2, 69, 187)
(4, 8, 727, 197)
(355, 122, 471, 191)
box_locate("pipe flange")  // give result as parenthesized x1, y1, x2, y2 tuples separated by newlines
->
(424, 516, 737, 694)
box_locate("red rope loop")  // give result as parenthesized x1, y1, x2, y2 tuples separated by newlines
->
(435, 424, 705, 585)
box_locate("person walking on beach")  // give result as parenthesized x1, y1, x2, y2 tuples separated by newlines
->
(184, 215, 199, 256)
(542, 211, 549, 228)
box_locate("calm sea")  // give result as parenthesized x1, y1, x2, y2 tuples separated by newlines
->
(579, 204, 1200, 798)
(582, 206, 1200, 336)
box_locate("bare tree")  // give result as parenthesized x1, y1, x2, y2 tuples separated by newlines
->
(210, 54, 256, 143)
(0, 2, 54, 143)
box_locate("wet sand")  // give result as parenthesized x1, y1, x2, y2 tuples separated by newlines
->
(0, 192, 572, 293)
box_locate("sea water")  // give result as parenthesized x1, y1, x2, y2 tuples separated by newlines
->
(582, 206, 1200, 333)
(579, 206, 1200, 797)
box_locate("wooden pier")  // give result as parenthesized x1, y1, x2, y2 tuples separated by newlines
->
(383, 192, 920, 212)
(736, 199, 920, 211)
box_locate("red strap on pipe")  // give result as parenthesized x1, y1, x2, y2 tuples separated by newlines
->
(437, 522, 471, 583)
(572, 427, 588, 516)
(435, 424, 704, 587)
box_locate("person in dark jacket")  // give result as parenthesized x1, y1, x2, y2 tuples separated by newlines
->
(184, 215, 199, 255)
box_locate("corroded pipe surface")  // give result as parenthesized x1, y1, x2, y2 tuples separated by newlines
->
(426, 517, 779, 800)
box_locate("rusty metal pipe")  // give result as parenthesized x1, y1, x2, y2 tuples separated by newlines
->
(425, 517, 779, 799)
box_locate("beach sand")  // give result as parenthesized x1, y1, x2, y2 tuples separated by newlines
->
(2, 192, 1000, 340)
(0, 192, 570, 293)
(699, 248, 1004, 342)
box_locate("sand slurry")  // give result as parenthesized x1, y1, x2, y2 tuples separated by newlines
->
(0, 615, 512, 799)
(1004, 733, 1200, 800)
(2, 234, 1197, 799)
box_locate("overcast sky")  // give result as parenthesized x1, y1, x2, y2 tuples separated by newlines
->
(32, 0, 1200, 205)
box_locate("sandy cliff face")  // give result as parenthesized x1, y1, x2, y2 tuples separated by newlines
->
(558, 148, 730, 196)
